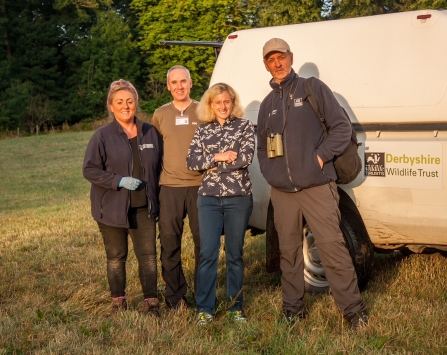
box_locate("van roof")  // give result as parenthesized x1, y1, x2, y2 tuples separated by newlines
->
(210, 10, 447, 124)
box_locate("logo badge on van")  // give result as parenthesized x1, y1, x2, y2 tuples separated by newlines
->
(365, 152, 385, 177)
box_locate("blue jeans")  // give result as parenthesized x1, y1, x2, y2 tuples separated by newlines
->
(196, 194, 253, 314)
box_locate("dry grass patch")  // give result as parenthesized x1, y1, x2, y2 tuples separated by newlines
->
(0, 132, 446, 354)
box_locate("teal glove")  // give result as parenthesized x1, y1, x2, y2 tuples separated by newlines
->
(119, 177, 142, 191)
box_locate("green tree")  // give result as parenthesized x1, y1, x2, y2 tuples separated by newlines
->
(132, 0, 256, 107)
(251, 0, 323, 27)
(0, 81, 33, 133)
(61, 8, 141, 123)
(329, 0, 447, 19)
(0, 0, 140, 131)
(27, 94, 56, 135)
(0, 0, 62, 132)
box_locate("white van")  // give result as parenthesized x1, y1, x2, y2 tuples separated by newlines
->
(163, 9, 447, 292)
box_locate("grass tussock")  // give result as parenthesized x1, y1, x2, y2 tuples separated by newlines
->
(1, 132, 446, 355)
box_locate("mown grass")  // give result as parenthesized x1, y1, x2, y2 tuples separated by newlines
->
(0, 132, 446, 355)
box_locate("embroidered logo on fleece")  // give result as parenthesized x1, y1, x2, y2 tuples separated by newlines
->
(294, 98, 303, 107)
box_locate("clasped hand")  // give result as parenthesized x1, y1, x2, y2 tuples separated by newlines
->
(214, 150, 238, 164)
(119, 177, 142, 191)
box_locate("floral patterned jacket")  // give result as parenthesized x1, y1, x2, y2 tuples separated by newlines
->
(186, 117, 255, 197)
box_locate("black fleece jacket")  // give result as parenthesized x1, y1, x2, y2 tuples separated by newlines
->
(257, 70, 351, 192)
(83, 118, 162, 227)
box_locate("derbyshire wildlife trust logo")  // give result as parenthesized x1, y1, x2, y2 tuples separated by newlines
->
(365, 152, 385, 177)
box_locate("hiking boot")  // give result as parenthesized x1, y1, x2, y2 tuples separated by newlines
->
(283, 309, 307, 323)
(228, 310, 247, 323)
(111, 297, 127, 314)
(346, 310, 369, 331)
(196, 312, 213, 326)
(141, 297, 160, 317)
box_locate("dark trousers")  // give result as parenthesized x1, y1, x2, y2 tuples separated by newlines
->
(97, 207, 157, 299)
(158, 185, 200, 307)
(196, 194, 253, 314)
(271, 182, 366, 318)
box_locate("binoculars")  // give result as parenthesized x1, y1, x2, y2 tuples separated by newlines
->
(267, 133, 284, 158)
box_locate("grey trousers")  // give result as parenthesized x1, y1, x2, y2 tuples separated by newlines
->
(271, 182, 366, 318)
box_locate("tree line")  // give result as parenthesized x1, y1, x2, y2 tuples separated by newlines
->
(0, 0, 444, 134)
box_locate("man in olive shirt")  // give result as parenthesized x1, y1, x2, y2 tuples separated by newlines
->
(152, 65, 203, 309)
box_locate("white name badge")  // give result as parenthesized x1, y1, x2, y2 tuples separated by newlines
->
(176, 115, 189, 125)
(139, 144, 154, 150)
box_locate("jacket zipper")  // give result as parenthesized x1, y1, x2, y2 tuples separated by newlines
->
(137, 132, 152, 217)
(124, 134, 132, 225)
(279, 84, 297, 192)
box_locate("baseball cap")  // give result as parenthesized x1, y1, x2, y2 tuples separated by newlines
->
(263, 38, 290, 59)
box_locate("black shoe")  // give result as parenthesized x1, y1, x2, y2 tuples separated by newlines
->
(283, 309, 307, 323)
(167, 297, 188, 311)
(346, 310, 369, 331)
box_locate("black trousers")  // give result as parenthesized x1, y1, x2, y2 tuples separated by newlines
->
(97, 207, 157, 299)
(158, 185, 200, 307)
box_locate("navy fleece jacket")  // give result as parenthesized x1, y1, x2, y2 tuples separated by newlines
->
(257, 70, 351, 192)
(83, 118, 162, 227)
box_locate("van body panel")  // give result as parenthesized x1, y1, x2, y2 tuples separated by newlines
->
(211, 10, 447, 124)
(211, 9, 447, 249)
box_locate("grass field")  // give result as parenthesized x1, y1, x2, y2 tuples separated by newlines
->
(0, 131, 446, 355)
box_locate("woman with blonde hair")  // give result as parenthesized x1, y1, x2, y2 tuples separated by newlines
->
(83, 79, 162, 316)
(187, 83, 255, 325)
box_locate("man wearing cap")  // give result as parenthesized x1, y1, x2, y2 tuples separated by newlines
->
(257, 38, 368, 330)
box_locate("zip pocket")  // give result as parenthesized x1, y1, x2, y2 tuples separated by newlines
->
(100, 190, 109, 218)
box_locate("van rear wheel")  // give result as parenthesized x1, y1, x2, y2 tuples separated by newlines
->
(303, 224, 329, 294)
(266, 199, 374, 294)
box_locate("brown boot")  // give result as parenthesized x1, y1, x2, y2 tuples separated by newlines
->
(346, 310, 369, 331)
(141, 297, 160, 317)
(111, 297, 127, 314)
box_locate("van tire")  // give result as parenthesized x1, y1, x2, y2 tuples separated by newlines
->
(265, 196, 374, 294)
(338, 210, 375, 291)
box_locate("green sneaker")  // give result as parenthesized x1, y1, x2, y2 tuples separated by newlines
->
(229, 310, 247, 323)
(197, 312, 213, 326)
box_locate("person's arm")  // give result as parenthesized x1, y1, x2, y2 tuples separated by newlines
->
(83, 132, 141, 190)
(155, 126, 164, 178)
(82, 132, 123, 190)
(186, 126, 217, 171)
(151, 110, 161, 134)
(217, 120, 255, 172)
(257, 99, 270, 175)
(314, 79, 352, 164)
